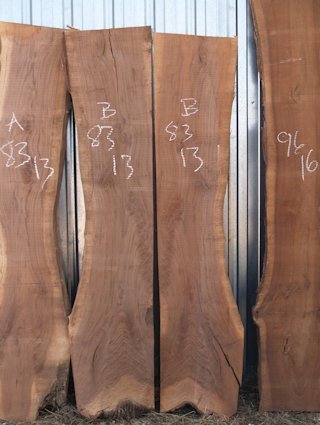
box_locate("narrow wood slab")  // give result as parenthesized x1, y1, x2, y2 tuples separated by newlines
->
(0, 22, 69, 421)
(154, 33, 243, 417)
(65, 27, 154, 417)
(251, 0, 320, 411)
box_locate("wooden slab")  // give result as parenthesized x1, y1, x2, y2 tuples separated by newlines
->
(154, 33, 243, 417)
(0, 22, 69, 421)
(251, 0, 320, 411)
(65, 27, 154, 417)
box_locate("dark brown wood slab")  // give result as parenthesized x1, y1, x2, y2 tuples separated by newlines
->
(251, 0, 320, 411)
(65, 27, 154, 417)
(154, 33, 243, 417)
(0, 22, 69, 421)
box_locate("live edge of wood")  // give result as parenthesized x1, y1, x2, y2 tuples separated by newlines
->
(0, 22, 69, 421)
(65, 27, 154, 417)
(154, 33, 244, 417)
(251, 0, 320, 412)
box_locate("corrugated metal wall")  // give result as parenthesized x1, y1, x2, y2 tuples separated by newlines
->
(0, 0, 262, 378)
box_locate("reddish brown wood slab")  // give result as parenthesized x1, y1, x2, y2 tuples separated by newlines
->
(65, 27, 154, 417)
(251, 0, 320, 411)
(154, 33, 243, 417)
(0, 22, 69, 421)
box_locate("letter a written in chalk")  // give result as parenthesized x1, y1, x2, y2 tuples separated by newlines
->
(6, 112, 24, 133)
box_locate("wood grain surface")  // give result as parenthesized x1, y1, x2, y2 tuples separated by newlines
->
(154, 33, 243, 417)
(65, 27, 154, 417)
(0, 22, 69, 421)
(251, 0, 320, 411)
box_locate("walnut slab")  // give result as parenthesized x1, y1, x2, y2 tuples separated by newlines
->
(0, 22, 69, 421)
(251, 0, 320, 411)
(154, 33, 244, 417)
(65, 27, 154, 417)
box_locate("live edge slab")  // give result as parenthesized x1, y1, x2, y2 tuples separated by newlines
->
(0, 23, 69, 421)
(65, 27, 154, 417)
(154, 33, 244, 417)
(251, 0, 320, 411)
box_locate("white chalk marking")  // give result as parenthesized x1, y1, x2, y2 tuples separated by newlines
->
(165, 121, 178, 141)
(112, 154, 117, 176)
(6, 112, 24, 133)
(181, 124, 193, 143)
(306, 148, 318, 174)
(40, 158, 54, 191)
(97, 102, 116, 120)
(14, 141, 31, 168)
(186, 146, 204, 172)
(277, 131, 292, 157)
(87, 124, 114, 148)
(102, 126, 115, 151)
(180, 148, 186, 167)
(121, 154, 133, 179)
(217, 144, 220, 161)
(0, 141, 15, 167)
(293, 131, 304, 155)
(33, 156, 40, 180)
(87, 125, 102, 147)
(280, 57, 302, 64)
(301, 155, 305, 181)
(180, 98, 199, 117)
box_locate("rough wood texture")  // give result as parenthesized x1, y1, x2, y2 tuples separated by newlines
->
(65, 27, 154, 417)
(0, 22, 69, 421)
(154, 33, 243, 417)
(251, 0, 320, 411)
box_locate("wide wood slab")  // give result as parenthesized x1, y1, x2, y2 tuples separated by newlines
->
(251, 0, 320, 411)
(65, 27, 154, 417)
(154, 33, 243, 417)
(0, 22, 69, 421)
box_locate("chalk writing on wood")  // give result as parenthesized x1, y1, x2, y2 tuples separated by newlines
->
(86, 101, 134, 179)
(277, 130, 319, 181)
(6, 112, 24, 132)
(180, 98, 199, 116)
(0, 112, 55, 190)
(165, 98, 204, 173)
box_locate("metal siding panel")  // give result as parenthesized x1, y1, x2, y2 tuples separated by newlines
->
(43, 0, 63, 27)
(185, 0, 195, 34)
(58, 158, 68, 285)
(30, 0, 42, 24)
(246, 5, 260, 376)
(154, 0, 165, 31)
(0, 0, 22, 22)
(144, 0, 154, 27)
(71, 0, 84, 29)
(163, 0, 187, 34)
(104, 0, 114, 28)
(66, 114, 79, 301)
(227, 0, 237, 36)
(63, 0, 73, 27)
(22, 0, 31, 23)
(195, 0, 206, 35)
(229, 87, 238, 295)
(30, 0, 65, 27)
(237, 0, 248, 324)
(81, 0, 105, 29)
(227, 0, 238, 296)
(205, 0, 218, 36)
(113, 0, 124, 27)
(123, 0, 146, 27)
